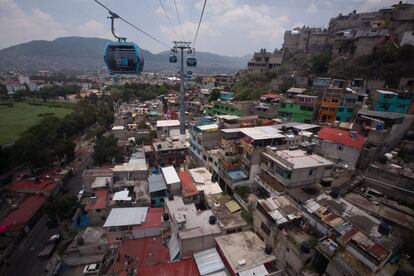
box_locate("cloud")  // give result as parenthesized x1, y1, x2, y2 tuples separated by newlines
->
(160, 0, 290, 55)
(77, 20, 111, 38)
(0, 0, 66, 49)
(307, 1, 318, 14)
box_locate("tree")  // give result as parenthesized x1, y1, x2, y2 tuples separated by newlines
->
(44, 196, 78, 220)
(310, 51, 331, 75)
(93, 134, 123, 165)
(0, 84, 8, 99)
(208, 88, 221, 102)
(137, 120, 150, 129)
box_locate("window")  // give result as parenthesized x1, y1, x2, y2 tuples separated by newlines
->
(337, 144, 344, 151)
(261, 222, 271, 235)
(309, 168, 315, 176)
(226, 228, 242, 234)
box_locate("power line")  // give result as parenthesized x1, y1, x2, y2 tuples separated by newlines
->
(172, 0, 184, 40)
(158, 0, 180, 40)
(93, 0, 170, 49)
(193, 0, 207, 47)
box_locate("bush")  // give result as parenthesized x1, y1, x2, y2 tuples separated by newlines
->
(241, 209, 253, 224)
(234, 186, 250, 201)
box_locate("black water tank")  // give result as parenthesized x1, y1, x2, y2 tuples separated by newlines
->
(209, 215, 217, 225)
(301, 241, 312, 254)
(320, 178, 333, 187)
(378, 222, 392, 236)
(265, 245, 272, 255)
(331, 189, 339, 198)
(163, 213, 170, 221)
(168, 194, 174, 201)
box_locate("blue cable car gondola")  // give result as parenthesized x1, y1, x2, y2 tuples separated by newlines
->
(169, 54, 177, 63)
(104, 42, 144, 74)
(186, 57, 197, 67)
(103, 11, 144, 75)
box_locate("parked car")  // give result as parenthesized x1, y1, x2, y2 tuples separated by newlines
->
(83, 263, 101, 274)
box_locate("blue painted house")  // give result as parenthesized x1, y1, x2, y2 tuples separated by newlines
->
(372, 90, 413, 114)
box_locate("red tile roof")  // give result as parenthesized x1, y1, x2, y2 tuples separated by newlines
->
(85, 189, 108, 210)
(261, 93, 279, 99)
(133, 208, 163, 230)
(8, 178, 56, 192)
(113, 237, 170, 274)
(318, 127, 366, 149)
(0, 195, 47, 231)
(179, 171, 199, 197)
(137, 258, 200, 276)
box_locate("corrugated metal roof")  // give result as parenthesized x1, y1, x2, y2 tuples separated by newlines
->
(103, 207, 148, 227)
(162, 166, 180, 185)
(148, 174, 167, 193)
(168, 232, 180, 261)
(194, 248, 225, 275)
(225, 200, 241, 213)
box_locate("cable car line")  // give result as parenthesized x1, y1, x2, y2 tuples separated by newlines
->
(173, 0, 184, 40)
(93, 0, 170, 49)
(143, 0, 170, 35)
(193, 0, 207, 48)
(157, 0, 180, 40)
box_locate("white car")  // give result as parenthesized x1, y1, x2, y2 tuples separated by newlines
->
(83, 263, 101, 274)
(77, 190, 84, 201)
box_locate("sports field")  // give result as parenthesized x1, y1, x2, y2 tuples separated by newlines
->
(0, 102, 73, 145)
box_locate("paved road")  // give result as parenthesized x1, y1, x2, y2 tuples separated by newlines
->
(0, 148, 93, 276)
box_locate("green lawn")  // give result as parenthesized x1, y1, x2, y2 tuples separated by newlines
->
(0, 102, 73, 145)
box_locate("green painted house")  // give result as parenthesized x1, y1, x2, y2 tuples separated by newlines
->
(278, 95, 317, 123)
(204, 101, 254, 116)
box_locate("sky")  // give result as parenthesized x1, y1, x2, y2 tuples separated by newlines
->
(0, 0, 413, 56)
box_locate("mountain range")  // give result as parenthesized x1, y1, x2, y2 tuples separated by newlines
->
(0, 37, 250, 74)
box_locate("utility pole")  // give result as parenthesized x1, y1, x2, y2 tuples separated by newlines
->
(172, 41, 192, 141)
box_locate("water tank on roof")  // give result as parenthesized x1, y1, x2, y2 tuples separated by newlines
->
(163, 213, 170, 221)
(378, 222, 392, 236)
(265, 245, 273, 255)
(320, 178, 333, 187)
(330, 189, 339, 198)
(301, 241, 312, 254)
(376, 121, 384, 130)
(209, 215, 217, 225)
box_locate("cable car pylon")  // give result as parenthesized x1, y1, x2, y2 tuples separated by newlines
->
(172, 41, 193, 141)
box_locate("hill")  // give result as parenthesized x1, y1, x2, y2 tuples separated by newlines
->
(0, 37, 250, 74)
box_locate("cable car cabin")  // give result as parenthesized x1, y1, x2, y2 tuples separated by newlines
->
(186, 57, 197, 67)
(104, 42, 144, 74)
(169, 55, 177, 63)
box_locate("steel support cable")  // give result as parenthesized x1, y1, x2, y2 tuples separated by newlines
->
(173, 0, 184, 40)
(158, 0, 180, 40)
(93, 0, 170, 49)
(193, 0, 207, 47)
